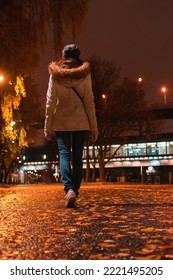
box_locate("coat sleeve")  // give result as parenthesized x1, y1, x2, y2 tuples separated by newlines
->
(83, 74, 98, 131)
(44, 75, 57, 131)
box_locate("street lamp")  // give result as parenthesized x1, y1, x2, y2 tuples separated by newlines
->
(161, 86, 167, 105)
(11, 121, 15, 127)
(101, 94, 107, 107)
(138, 77, 143, 83)
(0, 75, 4, 82)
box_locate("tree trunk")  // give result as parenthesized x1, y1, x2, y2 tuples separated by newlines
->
(98, 156, 106, 182)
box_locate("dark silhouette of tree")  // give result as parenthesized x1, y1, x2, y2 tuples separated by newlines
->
(90, 57, 156, 181)
(0, 0, 89, 75)
(0, 0, 89, 183)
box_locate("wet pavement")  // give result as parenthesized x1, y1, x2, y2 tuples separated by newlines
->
(0, 183, 173, 260)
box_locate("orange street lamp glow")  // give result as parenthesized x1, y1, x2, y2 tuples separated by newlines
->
(138, 77, 143, 82)
(161, 86, 167, 105)
(0, 75, 4, 81)
(161, 86, 167, 93)
(11, 121, 16, 127)
(102, 94, 106, 99)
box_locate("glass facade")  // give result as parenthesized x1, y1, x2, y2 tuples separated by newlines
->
(83, 141, 173, 160)
(20, 140, 173, 184)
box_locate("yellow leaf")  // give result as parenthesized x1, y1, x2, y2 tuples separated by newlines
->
(140, 227, 155, 233)
(150, 235, 162, 239)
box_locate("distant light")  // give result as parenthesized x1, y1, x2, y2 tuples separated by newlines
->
(0, 75, 4, 81)
(161, 86, 167, 93)
(161, 86, 167, 105)
(102, 94, 106, 99)
(138, 77, 143, 82)
(11, 121, 15, 127)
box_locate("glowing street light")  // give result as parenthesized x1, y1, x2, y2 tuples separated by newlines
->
(11, 121, 16, 127)
(0, 75, 4, 82)
(138, 77, 143, 83)
(102, 94, 106, 99)
(161, 86, 167, 105)
(0, 75, 4, 100)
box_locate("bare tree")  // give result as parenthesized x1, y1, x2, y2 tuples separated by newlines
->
(90, 57, 156, 181)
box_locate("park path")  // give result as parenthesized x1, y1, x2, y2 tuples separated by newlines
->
(0, 183, 173, 260)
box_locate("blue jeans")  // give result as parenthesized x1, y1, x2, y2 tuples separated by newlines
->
(55, 131, 87, 195)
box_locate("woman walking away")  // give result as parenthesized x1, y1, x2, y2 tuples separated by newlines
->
(44, 44, 98, 208)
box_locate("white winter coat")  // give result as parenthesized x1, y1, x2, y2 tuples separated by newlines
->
(44, 59, 98, 132)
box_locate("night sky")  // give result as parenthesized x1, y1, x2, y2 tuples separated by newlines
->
(36, 0, 173, 105)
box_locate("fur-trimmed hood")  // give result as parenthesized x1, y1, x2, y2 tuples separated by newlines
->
(48, 59, 90, 87)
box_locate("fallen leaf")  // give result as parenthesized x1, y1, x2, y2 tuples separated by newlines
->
(102, 239, 115, 243)
(158, 244, 173, 249)
(135, 249, 154, 255)
(140, 227, 155, 233)
(165, 254, 173, 259)
(117, 252, 130, 257)
(114, 234, 126, 238)
(135, 255, 161, 260)
(98, 242, 116, 248)
(150, 235, 162, 239)
(68, 228, 78, 232)
(89, 254, 104, 260)
(167, 228, 173, 234)
(119, 215, 128, 219)
(119, 248, 130, 252)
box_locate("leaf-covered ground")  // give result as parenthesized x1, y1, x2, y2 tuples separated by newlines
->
(0, 183, 173, 260)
